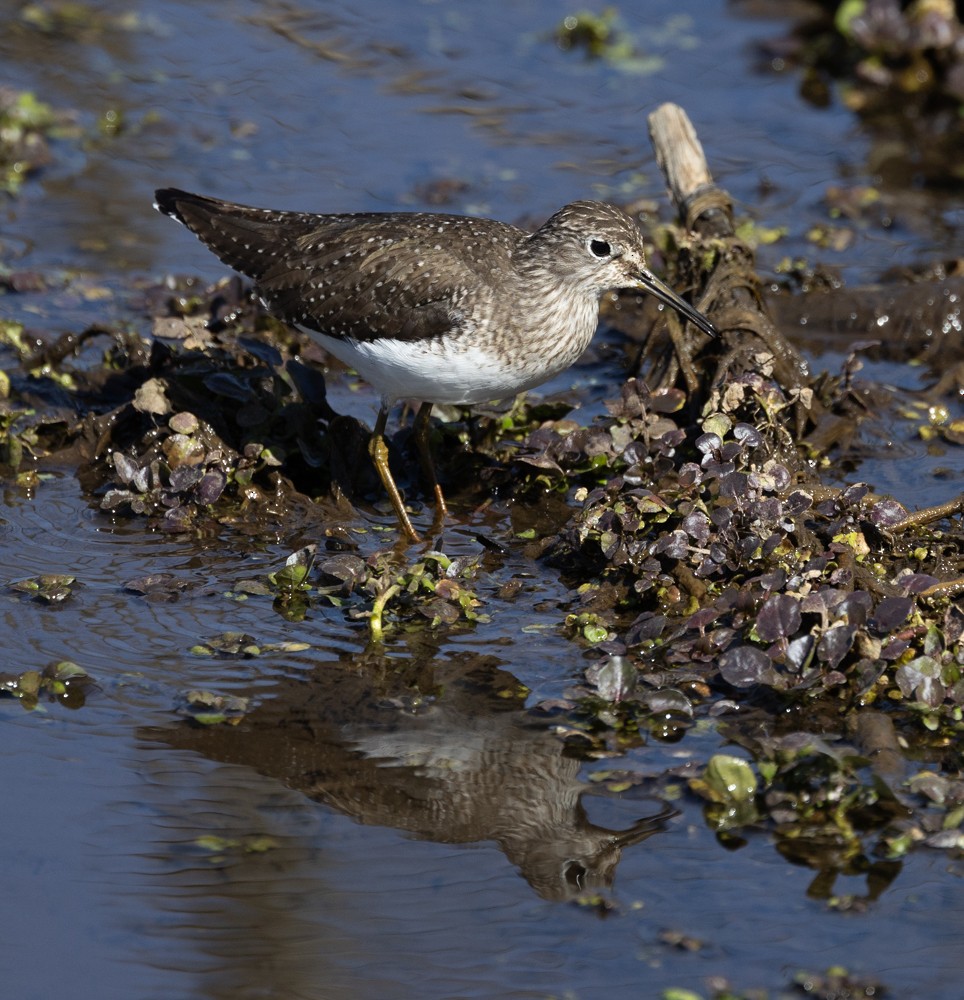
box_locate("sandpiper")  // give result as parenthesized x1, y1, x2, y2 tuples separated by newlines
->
(154, 189, 717, 540)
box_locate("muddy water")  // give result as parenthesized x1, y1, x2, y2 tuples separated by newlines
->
(3, 1, 964, 998)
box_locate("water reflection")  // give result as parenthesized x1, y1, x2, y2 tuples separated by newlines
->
(150, 646, 675, 901)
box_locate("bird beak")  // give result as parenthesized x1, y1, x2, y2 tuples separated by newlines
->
(635, 267, 717, 339)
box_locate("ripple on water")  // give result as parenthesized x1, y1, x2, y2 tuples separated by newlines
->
(1, 472, 355, 692)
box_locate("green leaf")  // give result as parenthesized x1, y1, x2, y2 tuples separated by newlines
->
(835, 0, 866, 38)
(704, 754, 757, 803)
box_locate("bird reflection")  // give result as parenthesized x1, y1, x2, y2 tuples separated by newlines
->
(152, 647, 675, 901)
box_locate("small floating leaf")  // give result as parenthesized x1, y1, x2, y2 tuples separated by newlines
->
(585, 656, 636, 702)
(9, 574, 76, 603)
(269, 545, 316, 593)
(178, 689, 249, 725)
(583, 623, 609, 644)
(704, 755, 758, 803)
(191, 632, 260, 657)
(124, 573, 190, 599)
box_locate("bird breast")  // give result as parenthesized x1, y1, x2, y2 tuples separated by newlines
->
(309, 284, 601, 408)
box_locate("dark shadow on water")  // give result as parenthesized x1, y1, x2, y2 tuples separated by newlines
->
(146, 646, 676, 902)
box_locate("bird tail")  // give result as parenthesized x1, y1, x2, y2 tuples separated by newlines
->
(153, 188, 315, 280)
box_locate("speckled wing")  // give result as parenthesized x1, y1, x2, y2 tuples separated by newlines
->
(154, 189, 523, 344)
(258, 217, 518, 344)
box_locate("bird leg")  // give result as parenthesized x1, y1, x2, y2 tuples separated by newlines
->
(412, 401, 449, 524)
(368, 407, 420, 542)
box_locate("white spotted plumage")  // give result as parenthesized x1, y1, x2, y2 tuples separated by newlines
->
(154, 188, 716, 539)
(153, 191, 716, 404)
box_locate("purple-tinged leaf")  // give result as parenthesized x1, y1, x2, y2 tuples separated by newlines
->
(895, 656, 945, 707)
(733, 423, 762, 447)
(756, 594, 802, 642)
(868, 498, 907, 527)
(678, 463, 703, 487)
(112, 451, 139, 484)
(101, 489, 133, 510)
(625, 612, 667, 644)
(620, 441, 648, 465)
(870, 595, 913, 633)
(880, 637, 909, 661)
(719, 472, 749, 498)
(899, 573, 940, 594)
(649, 388, 686, 413)
(682, 511, 710, 544)
(686, 607, 720, 631)
(944, 604, 964, 645)
(817, 624, 856, 668)
(711, 508, 733, 530)
(169, 465, 204, 492)
(132, 465, 150, 493)
(759, 569, 787, 592)
(841, 484, 870, 505)
(762, 531, 784, 557)
(837, 591, 872, 626)
(319, 553, 367, 590)
(197, 470, 227, 505)
(695, 432, 722, 455)
(709, 542, 728, 564)
(763, 461, 791, 491)
(719, 645, 779, 688)
(785, 634, 815, 671)
(755, 499, 784, 524)
(785, 490, 813, 514)
(644, 688, 694, 717)
(655, 530, 688, 559)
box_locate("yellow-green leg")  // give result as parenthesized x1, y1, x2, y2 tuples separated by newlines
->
(369, 407, 420, 542)
(412, 401, 448, 521)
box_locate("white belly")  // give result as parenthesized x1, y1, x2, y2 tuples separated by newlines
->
(309, 328, 592, 407)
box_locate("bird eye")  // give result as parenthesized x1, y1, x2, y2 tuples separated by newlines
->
(588, 239, 611, 258)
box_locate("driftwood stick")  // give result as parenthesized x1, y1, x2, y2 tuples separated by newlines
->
(648, 103, 733, 238)
(646, 102, 808, 396)
(649, 104, 713, 202)
(890, 494, 964, 532)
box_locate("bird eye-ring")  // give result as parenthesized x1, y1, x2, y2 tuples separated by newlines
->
(588, 239, 612, 258)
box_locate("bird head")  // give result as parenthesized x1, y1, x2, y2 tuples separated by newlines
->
(530, 200, 718, 339)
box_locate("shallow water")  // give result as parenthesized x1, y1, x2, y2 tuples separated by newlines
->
(3, 1, 964, 998)
(5, 473, 964, 998)
(2, 472, 963, 999)
(3, 0, 959, 282)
